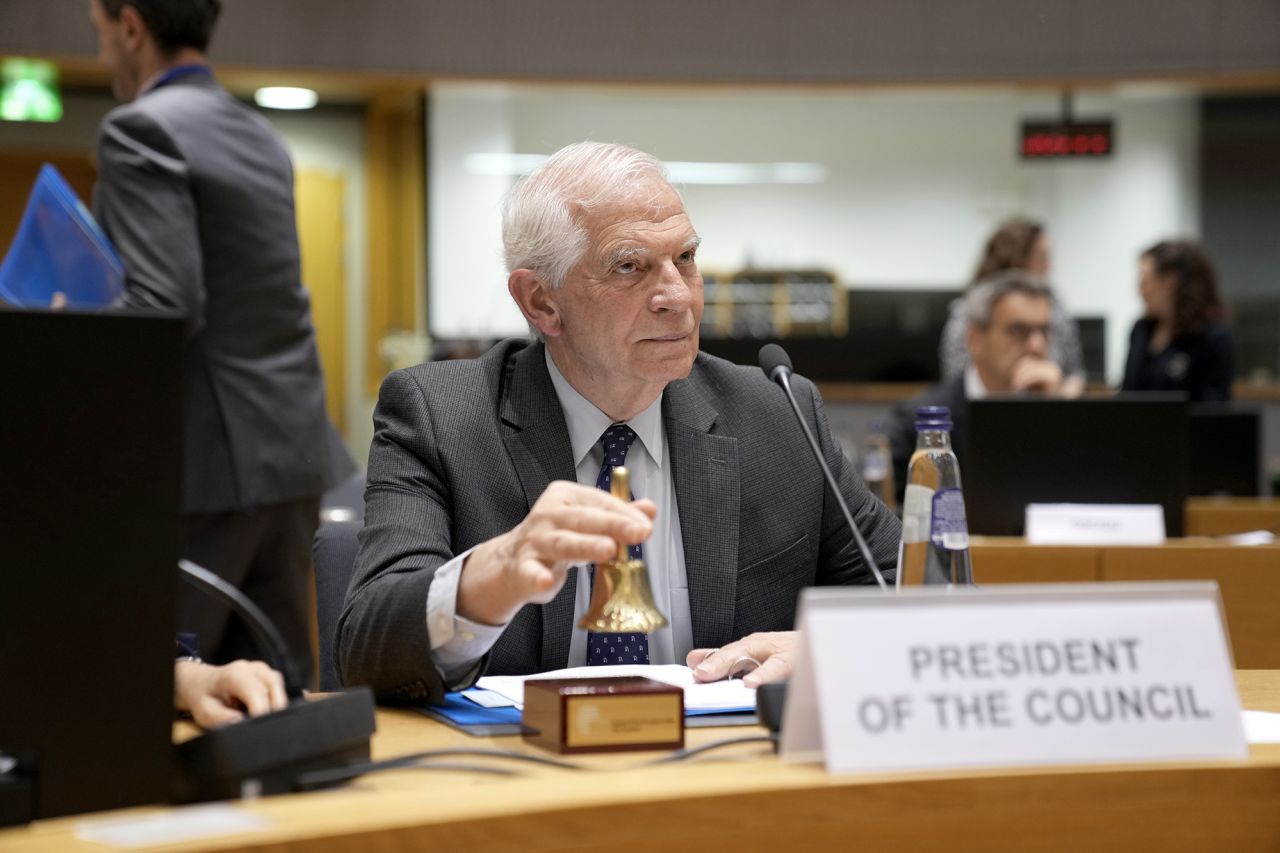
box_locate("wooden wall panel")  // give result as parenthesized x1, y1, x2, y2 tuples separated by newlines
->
(364, 89, 425, 396)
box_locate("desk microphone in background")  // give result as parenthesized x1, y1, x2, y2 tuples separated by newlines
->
(759, 342, 889, 591)
(174, 560, 375, 802)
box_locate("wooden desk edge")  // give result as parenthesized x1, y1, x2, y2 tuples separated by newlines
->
(4, 671, 1280, 853)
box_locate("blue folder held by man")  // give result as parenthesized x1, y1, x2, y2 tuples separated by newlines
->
(0, 163, 124, 309)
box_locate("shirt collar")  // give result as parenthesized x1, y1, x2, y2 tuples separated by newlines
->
(544, 348, 665, 470)
(964, 365, 990, 400)
(138, 63, 212, 97)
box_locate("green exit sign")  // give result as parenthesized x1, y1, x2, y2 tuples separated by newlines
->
(1, 58, 63, 122)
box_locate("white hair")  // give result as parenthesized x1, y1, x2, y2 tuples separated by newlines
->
(502, 141, 677, 339)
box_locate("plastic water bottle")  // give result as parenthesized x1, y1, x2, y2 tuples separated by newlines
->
(897, 406, 974, 587)
(860, 419, 897, 513)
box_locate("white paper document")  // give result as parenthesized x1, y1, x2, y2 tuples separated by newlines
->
(476, 664, 755, 713)
(1243, 710, 1280, 744)
(75, 804, 271, 849)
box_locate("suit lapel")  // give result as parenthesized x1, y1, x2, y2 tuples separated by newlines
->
(664, 364, 740, 649)
(498, 343, 579, 670)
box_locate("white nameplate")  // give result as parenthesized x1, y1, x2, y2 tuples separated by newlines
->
(781, 583, 1246, 774)
(1025, 503, 1166, 545)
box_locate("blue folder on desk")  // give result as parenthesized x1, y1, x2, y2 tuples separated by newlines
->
(0, 164, 124, 309)
(419, 691, 757, 737)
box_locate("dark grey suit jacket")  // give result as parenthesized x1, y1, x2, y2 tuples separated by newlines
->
(337, 339, 901, 704)
(93, 70, 333, 513)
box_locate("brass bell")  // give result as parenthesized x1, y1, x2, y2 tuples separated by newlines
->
(578, 466, 668, 633)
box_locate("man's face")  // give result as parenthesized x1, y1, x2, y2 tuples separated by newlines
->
(89, 0, 142, 102)
(968, 291, 1052, 392)
(543, 178, 703, 409)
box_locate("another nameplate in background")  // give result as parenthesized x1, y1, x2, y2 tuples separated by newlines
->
(781, 583, 1246, 774)
(1025, 503, 1166, 545)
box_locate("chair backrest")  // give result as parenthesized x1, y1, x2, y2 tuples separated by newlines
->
(320, 470, 366, 524)
(313, 519, 362, 691)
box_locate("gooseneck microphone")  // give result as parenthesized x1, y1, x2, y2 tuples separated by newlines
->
(759, 343, 889, 591)
(178, 559, 307, 699)
(173, 559, 376, 803)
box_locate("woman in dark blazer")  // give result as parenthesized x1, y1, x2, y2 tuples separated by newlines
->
(1121, 239, 1233, 402)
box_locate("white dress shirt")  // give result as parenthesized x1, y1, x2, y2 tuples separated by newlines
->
(424, 348, 691, 687)
(964, 365, 989, 400)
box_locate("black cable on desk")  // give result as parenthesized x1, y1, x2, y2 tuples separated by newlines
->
(641, 734, 779, 765)
(294, 747, 583, 790)
(295, 731, 779, 790)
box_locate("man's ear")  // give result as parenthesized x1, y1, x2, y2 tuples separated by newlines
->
(965, 324, 984, 362)
(118, 4, 149, 51)
(508, 269, 562, 338)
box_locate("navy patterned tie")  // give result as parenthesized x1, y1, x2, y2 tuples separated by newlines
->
(587, 423, 650, 665)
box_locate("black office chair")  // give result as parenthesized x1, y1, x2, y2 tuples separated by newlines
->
(313, 519, 361, 691)
(320, 470, 366, 524)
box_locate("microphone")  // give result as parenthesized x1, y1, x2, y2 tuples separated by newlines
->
(179, 559, 307, 699)
(173, 560, 376, 803)
(758, 343, 889, 591)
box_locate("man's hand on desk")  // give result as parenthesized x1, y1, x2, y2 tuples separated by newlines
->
(458, 480, 656, 625)
(174, 659, 288, 729)
(688, 631, 797, 689)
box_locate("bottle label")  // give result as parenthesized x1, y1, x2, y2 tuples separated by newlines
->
(930, 488, 970, 550)
(901, 483, 933, 544)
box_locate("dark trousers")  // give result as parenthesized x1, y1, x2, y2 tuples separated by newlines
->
(178, 497, 320, 685)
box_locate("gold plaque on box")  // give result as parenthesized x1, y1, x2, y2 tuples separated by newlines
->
(522, 676, 684, 754)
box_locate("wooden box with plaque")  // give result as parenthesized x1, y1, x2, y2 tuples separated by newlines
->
(522, 676, 684, 754)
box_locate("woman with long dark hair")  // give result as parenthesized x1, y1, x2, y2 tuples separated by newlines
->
(1121, 239, 1233, 401)
(938, 218, 1085, 396)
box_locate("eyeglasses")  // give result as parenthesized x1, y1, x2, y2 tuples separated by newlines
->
(998, 322, 1051, 343)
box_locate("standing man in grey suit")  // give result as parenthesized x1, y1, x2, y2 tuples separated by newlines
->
(337, 142, 900, 705)
(89, 0, 338, 680)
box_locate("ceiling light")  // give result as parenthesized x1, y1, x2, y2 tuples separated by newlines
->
(253, 86, 318, 110)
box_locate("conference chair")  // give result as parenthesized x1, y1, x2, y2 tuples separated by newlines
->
(321, 470, 366, 524)
(313, 519, 362, 691)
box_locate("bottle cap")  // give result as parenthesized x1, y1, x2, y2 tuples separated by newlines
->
(915, 405, 953, 432)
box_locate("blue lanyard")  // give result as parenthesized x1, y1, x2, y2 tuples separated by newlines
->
(144, 63, 213, 94)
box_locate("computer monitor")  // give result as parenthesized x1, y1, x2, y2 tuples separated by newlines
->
(963, 397, 1189, 537)
(1074, 316, 1107, 384)
(1189, 405, 1261, 497)
(0, 309, 184, 825)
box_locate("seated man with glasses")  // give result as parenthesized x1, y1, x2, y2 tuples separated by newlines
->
(889, 271, 1071, 504)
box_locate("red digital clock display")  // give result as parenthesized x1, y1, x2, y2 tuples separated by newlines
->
(1020, 121, 1114, 159)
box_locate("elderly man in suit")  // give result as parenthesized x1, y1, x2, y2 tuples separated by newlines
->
(89, 0, 340, 681)
(337, 142, 900, 705)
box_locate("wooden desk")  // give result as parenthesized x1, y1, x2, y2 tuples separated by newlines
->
(1185, 497, 1280, 537)
(971, 538, 1280, 668)
(5, 673, 1280, 853)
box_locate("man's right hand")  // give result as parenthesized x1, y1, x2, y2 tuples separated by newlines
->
(1010, 356, 1064, 396)
(175, 659, 288, 729)
(456, 480, 655, 626)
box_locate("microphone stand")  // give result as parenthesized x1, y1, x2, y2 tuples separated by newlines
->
(760, 344, 889, 590)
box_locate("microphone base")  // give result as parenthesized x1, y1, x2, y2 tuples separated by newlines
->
(173, 687, 376, 803)
(755, 681, 789, 734)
